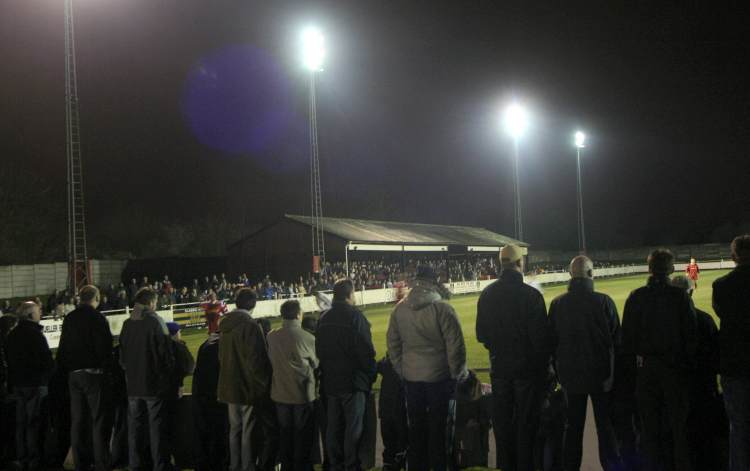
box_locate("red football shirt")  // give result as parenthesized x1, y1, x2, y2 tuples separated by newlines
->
(686, 263, 700, 280)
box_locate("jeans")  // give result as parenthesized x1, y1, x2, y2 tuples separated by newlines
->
(276, 402, 315, 471)
(15, 386, 48, 470)
(69, 371, 111, 471)
(491, 376, 544, 471)
(227, 402, 278, 471)
(193, 396, 228, 471)
(326, 391, 367, 471)
(563, 390, 620, 471)
(723, 376, 750, 471)
(127, 396, 170, 471)
(636, 360, 692, 471)
(404, 380, 455, 471)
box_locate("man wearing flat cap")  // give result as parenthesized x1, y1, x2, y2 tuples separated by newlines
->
(476, 245, 553, 471)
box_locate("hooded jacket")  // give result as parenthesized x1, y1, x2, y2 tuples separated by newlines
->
(192, 332, 221, 399)
(118, 305, 175, 398)
(387, 280, 467, 383)
(476, 269, 553, 379)
(217, 309, 271, 405)
(549, 277, 620, 393)
(267, 319, 319, 404)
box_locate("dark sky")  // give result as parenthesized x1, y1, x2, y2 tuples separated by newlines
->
(3, 0, 750, 255)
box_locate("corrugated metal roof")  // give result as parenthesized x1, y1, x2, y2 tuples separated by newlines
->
(285, 214, 528, 247)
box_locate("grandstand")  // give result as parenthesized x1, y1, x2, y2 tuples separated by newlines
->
(227, 214, 528, 281)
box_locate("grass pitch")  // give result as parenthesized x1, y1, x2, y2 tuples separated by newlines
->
(181, 270, 727, 391)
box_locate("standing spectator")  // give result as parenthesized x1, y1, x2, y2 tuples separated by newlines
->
(267, 300, 319, 470)
(387, 265, 467, 471)
(672, 275, 725, 470)
(118, 287, 175, 471)
(316, 279, 377, 471)
(192, 316, 228, 471)
(476, 245, 553, 471)
(57, 285, 114, 471)
(128, 278, 139, 302)
(621, 249, 697, 471)
(376, 353, 408, 471)
(5, 301, 54, 471)
(165, 322, 194, 469)
(0, 314, 18, 467)
(548, 256, 621, 470)
(685, 257, 701, 289)
(218, 288, 276, 471)
(713, 234, 750, 471)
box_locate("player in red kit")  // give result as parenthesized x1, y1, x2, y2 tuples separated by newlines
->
(201, 291, 227, 332)
(686, 257, 700, 289)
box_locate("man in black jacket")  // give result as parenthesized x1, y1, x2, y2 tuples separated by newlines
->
(621, 249, 697, 471)
(476, 244, 553, 471)
(57, 285, 114, 471)
(6, 301, 54, 471)
(192, 322, 228, 471)
(119, 287, 175, 471)
(548, 256, 621, 471)
(316, 279, 377, 471)
(713, 234, 750, 471)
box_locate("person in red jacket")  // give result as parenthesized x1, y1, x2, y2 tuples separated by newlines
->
(201, 291, 227, 333)
(686, 258, 700, 289)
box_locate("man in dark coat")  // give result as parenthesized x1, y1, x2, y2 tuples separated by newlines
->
(118, 287, 175, 471)
(57, 285, 114, 471)
(316, 279, 377, 471)
(5, 301, 54, 471)
(192, 319, 228, 471)
(548, 256, 621, 470)
(621, 249, 697, 471)
(713, 234, 750, 471)
(476, 245, 553, 471)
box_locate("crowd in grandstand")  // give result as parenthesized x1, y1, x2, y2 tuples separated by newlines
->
(0, 235, 749, 471)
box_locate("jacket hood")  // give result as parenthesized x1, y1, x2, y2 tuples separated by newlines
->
(406, 281, 443, 310)
(130, 304, 152, 320)
(219, 309, 252, 333)
(205, 332, 220, 345)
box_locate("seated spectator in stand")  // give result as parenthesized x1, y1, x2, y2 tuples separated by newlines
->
(119, 287, 175, 471)
(175, 287, 189, 305)
(193, 314, 228, 471)
(114, 290, 128, 310)
(267, 300, 319, 470)
(6, 301, 54, 471)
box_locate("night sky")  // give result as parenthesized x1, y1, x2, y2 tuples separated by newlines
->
(3, 1, 750, 261)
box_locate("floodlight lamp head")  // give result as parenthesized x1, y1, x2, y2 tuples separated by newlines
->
(575, 131, 586, 148)
(301, 27, 325, 72)
(503, 104, 528, 140)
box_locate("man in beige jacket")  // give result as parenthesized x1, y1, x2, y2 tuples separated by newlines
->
(267, 300, 319, 470)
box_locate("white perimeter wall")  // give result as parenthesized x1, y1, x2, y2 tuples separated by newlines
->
(0, 260, 127, 299)
(40, 261, 736, 348)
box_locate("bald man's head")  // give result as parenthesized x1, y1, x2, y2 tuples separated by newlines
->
(570, 256, 594, 279)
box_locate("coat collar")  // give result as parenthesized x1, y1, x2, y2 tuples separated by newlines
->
(500, 269, 524, 284)
(282, 319, 302, 329)
(568, 277, 594, 292)
(647, 274, 671, 287)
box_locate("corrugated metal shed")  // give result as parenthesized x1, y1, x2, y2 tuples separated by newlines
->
(284, 214, 528, 247)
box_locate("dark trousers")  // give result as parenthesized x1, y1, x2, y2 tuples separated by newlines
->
(276, 402, 315, 471)
(491, 376, 544, 471)
(326, 391, 366, 471)
(636, 361, 692, 471)
(723, 376, 750, 471)
(127, 396, 170, 471)
(563, 390, 620, 471)
(69, 371, 111, 471)
(110, 396, 129, 469)
(14, 386, 47, 470)
(193, 395, 228, 471)
(380, 407, 408, 470)
(404, 380, 454, 471)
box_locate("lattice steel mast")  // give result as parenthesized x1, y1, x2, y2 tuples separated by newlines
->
(65, 0, 90, 291)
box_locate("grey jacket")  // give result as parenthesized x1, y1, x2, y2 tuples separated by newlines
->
(267, 319, 319, 404)
(387, 281, 468, 383)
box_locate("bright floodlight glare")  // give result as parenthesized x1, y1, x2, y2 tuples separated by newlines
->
(503, 104, 528, 139)
(301, 27, 325, 71)
(575, 131, 586, 148)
